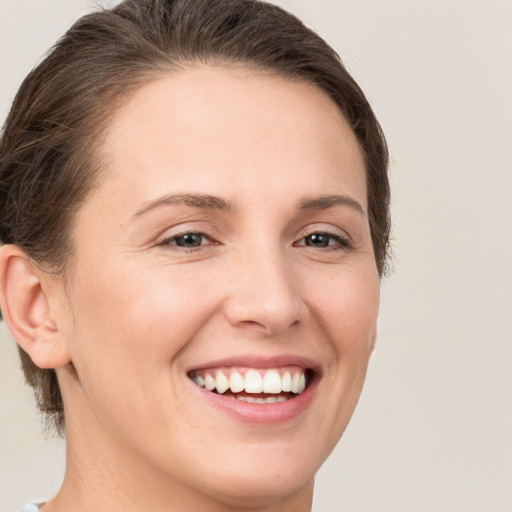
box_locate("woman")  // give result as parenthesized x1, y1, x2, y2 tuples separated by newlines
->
(0, 0, 390, 510)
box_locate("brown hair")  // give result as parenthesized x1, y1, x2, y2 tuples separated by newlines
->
(0, 0, 390, 433)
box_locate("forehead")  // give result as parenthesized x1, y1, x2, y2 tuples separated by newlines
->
(94, 65, 367, 213)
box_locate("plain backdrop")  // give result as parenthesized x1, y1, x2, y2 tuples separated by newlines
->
(1, 1, 511, 511)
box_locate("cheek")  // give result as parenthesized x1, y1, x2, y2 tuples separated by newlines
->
(306, 264, 380, 353)
(307, 263, 378, 421)
(65, 261, 221, 381)
(60, 261, 227, 438)
(293, 264, 379, 458)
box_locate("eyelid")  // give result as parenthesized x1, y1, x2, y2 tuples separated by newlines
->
(160, 231, 216, 245)
(294, 225, 352, 250)
(156, 222, 222, 249)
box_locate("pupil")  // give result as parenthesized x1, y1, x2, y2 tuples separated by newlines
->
(306, 234, 329, 247)
(177, 233, 202, 247)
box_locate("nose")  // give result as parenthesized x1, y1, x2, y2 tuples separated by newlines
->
(223, 246, 307, 336)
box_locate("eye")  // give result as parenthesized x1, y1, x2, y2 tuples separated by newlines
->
(295, 232, 350, 250)
(160, 232, 214, 249)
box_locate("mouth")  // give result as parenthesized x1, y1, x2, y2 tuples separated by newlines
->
(187, 366, 314, 404)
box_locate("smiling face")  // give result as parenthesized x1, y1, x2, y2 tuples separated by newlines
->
(53, 66, 380, 510)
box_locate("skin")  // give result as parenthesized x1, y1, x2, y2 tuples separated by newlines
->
(7, 66, 380, 511)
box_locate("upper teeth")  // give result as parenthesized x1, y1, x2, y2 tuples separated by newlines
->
(191, 368, 307, 395)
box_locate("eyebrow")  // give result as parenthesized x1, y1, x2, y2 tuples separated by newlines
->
(134, 193, 232, 217)
(298, 194, 366, 217)
(133, 192, 365, 218)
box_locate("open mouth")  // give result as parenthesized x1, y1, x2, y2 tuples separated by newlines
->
(188, 366, 314, 404)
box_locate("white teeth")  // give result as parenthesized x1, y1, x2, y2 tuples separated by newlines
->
(291, 372, 301, 394)
(281, 372, 292, 392)
(238, 396, 257, 403)
(298, 373, 306, 393)
(204, 374, 216, 391)
(245, 370, 263, 393)
(191, 368, 309, 397)
(262, 370, 282, 394)
(229, 372, 245, 393)
(236, 395, 289, 404)
(193, 375, 205, 387)
(215, 372, 230, 394)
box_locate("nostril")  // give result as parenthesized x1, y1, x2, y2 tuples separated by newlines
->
(223, 296, 305, 337)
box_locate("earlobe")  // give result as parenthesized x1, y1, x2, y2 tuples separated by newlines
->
(0, 245, 71, 369)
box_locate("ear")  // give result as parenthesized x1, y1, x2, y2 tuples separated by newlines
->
(0, 244, 71, 369)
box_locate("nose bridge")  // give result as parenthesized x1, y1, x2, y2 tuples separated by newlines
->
(224, 236, 304, 335)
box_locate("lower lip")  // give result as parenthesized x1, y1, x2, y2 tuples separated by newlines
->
(190, 376, 319, 425)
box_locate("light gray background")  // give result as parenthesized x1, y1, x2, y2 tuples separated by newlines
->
(1, 1, 511, 511)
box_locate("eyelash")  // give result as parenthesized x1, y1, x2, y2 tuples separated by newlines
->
(159, 230, 351, 251)
(294, 231, 351, 251)
(159, 231, 215, 250)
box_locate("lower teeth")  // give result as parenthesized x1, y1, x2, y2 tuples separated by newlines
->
(236, 395, 289, 404)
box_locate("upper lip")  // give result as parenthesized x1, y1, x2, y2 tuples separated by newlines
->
(186, 354, 321, 374)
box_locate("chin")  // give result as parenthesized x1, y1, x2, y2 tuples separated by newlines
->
(179, 437, 325, 508)
(195, 467, 316, 510)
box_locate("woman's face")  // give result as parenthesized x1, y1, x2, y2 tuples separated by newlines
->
(55, 66, 379, 507)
